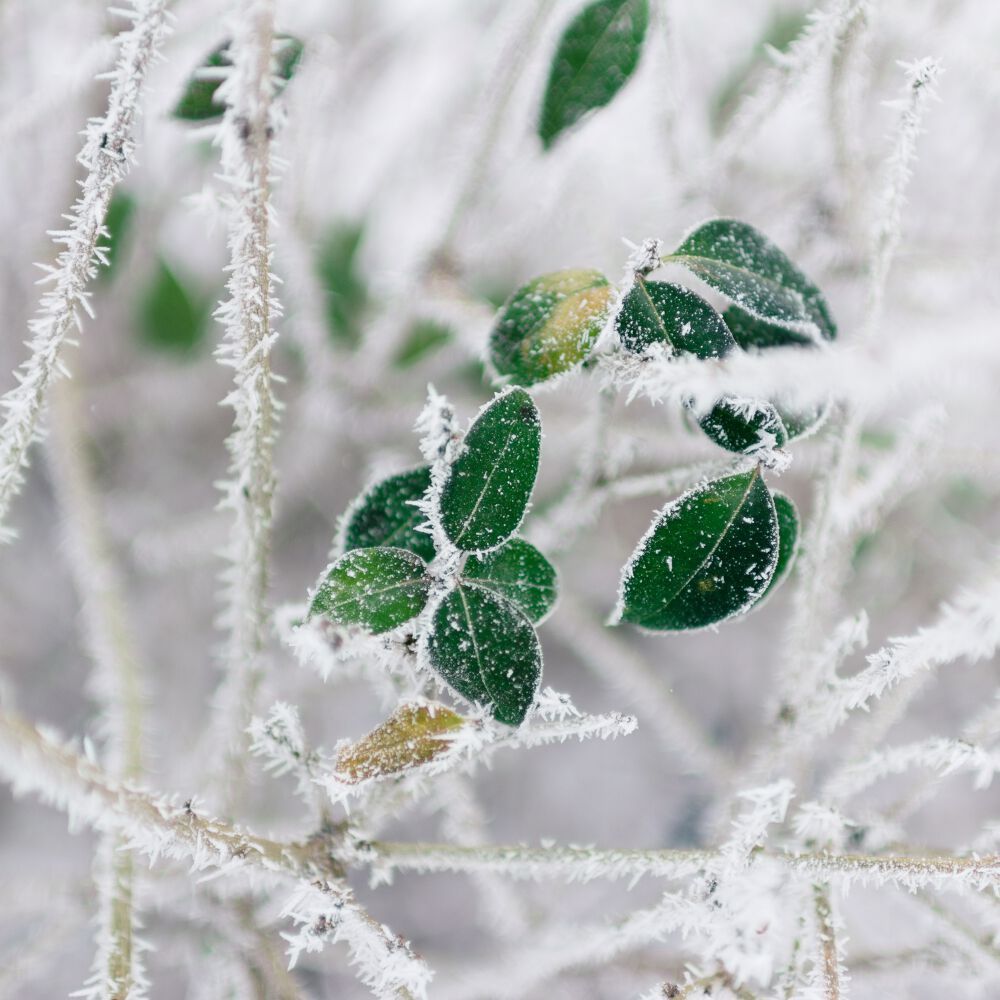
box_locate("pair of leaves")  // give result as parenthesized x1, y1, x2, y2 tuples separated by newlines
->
(173, 35, 304, 122)
(539, 0, 649, 149)
(615, 467, 799, 631)
(312, 390, 556, 725)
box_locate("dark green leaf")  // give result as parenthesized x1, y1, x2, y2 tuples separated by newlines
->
(617, 279, 735, 358)
(440, 389, 541, 553)
(616, 467, 779, 631)
(309, 547, 430, 634)
(99, 191, 135, 283)
(667, 219, 836, 337)
(463, 538, 557, 624)
(723, 305, 816, 351)
(698, 396, 787, 454)
(752, 492, 798, 606)
(490, 269, 612, 385)
(173, 35, 304, 122)
(316, 220, 368, 348)
(342, 466, 435, 562)
(426, 583, 541, 726)
(138, 259, 208, 354)
(393, 319, 452, 369)
(539, 0, 649, 149)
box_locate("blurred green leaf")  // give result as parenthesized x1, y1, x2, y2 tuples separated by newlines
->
(173, 35, 304, 122)
(99, 191, 135, 283)
(393, 319, 452, 369)
(316, 221, 368, 349)
(539, 0, 649, 149)
(138, 259, 208, 355)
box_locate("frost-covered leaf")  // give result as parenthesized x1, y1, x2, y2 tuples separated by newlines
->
(426, 583, 541, 726)
(616, 467, 779, 631)
(698, 396, 788, 455)
(342, 466, 435, 562)
(99, 190, 135, 283)
(463, 537, 558, 624)
(539, 0, 649, 149)
(173, 35, 304, 121)
(393, 318, 452, 368)
(440, 388, 541, 553)
(335, 703, 465, 783)
(723, 305, 817, 350)
(666, 219, 836, 336)
(317, 220, 367, 348)
(490, 270, 612, 385)
(617, 279, 735, 358)
(752, 492, 798, 607)
(138, 258, 208, 354)
(310, 547, 430, 634)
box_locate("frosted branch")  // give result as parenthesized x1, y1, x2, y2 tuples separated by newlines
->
(211, 0, 284, 796)
(0, 0, 169, 540)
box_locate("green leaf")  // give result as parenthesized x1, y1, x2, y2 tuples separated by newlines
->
(316, 220, 368, 348)
(309, 547, 430, 634)
(539, 0, 649, 149)
(99, 191, 135, 283)
(666, 219, 836, 337)
(698, 396, 787, 454)
(426, 583, 541, 726)
(342, 466, 435, 563)
(490, 269, 612, 386)
(616, 467, 779, 631)
(138, 259, 208, 355)
(440, 389, 541, 553)
(463, 538, 557, 624)
(617, 279, 735, 358)
(723, 305, 816, 351)
(393, 318, 452, 369)
(173, 35, 304, 122)
(752, 492, 799, 607)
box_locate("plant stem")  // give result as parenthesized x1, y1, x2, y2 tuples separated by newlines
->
(212, 0, 281, 808)
(0, 0, 168, 540)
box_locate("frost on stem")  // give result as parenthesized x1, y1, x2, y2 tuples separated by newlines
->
(211, 0, 285, 796)
(0, 0, 169, 541)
